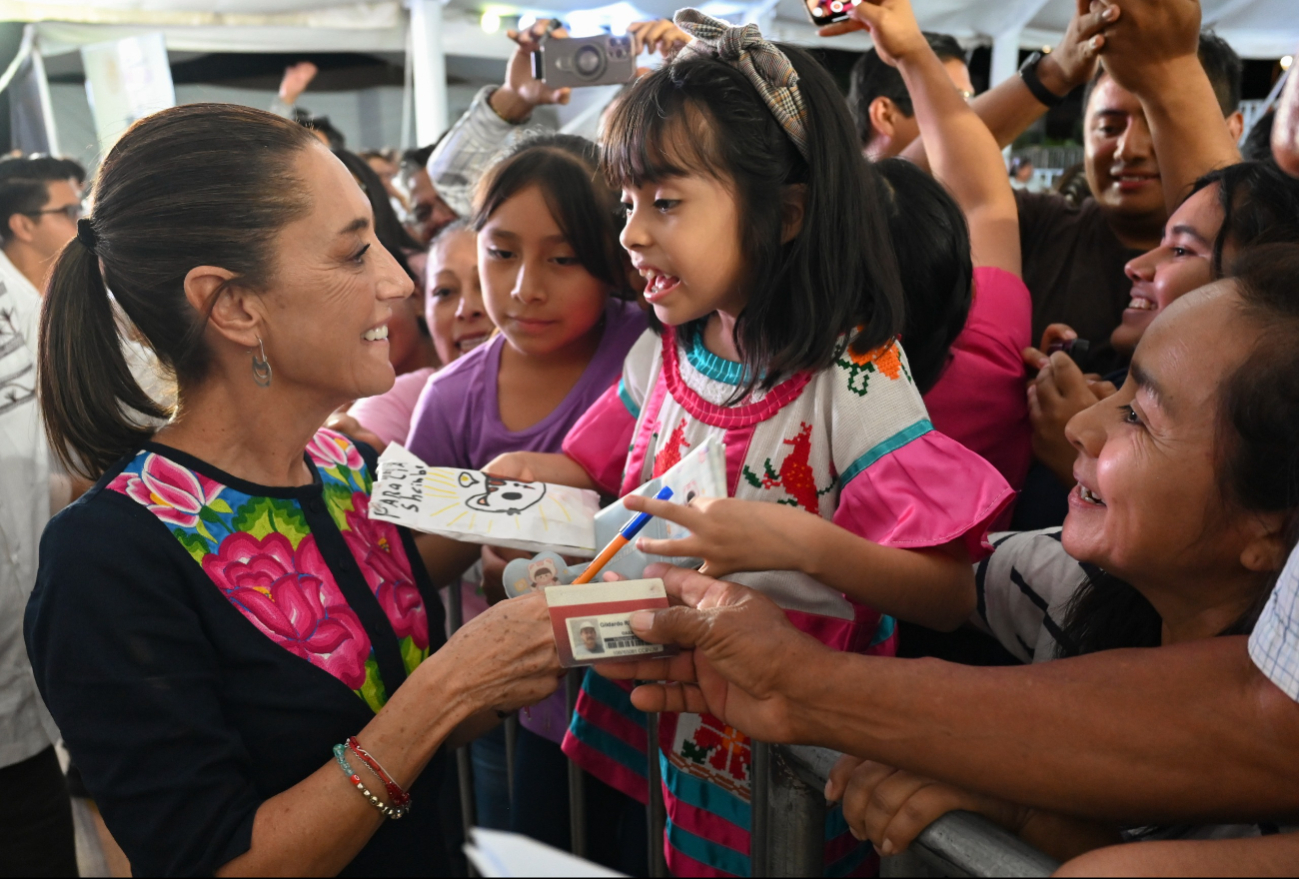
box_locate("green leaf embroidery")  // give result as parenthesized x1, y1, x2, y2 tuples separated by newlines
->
(322, 483, 356, 533)
(681, 738, 710, 764)
(398, 635, 428, 676)
(231, 497, 310, 548)
(198, 506, 223, 525)
(195, 519, 216, 544)
(208, 498, 233, 514)
(741, 465, 763, 489)
(357, 656, 388, 713)
(172, 527, 210, 564)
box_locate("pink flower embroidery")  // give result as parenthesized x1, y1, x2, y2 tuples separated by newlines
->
(344, 492, 428, 650)
(108, 453, 225, 529)
(307, 428, 366, 473)
(202, 531, 371, 689)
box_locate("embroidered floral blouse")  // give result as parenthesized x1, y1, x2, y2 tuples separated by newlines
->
(25, 429, 450, 877)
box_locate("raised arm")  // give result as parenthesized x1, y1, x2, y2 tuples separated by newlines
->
(824, 0, 1112, 170)
(1096, 0, 1240, 213)
(850, 0, 1019, 273)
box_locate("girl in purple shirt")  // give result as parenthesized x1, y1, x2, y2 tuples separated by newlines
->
(405, 133, 647, 866)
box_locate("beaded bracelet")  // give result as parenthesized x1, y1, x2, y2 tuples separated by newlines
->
(333, 744, 408, 820)
(347, 736, 412, 809)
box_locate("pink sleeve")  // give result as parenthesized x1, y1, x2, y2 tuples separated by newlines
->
(349, 367, 436, 447)
(562, 380, 637, 496)
(923, 267, 1033, 492)
(832, 428, 1015, 561)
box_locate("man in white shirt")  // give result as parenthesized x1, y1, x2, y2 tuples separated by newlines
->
(0, 165, 82, 347)
(0, 162, 80, 875)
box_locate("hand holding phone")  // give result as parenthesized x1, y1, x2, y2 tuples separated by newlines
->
(813, 0, 928, 60)
(804, 0, 862, 29)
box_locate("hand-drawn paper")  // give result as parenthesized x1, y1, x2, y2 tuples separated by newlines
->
(369, 444, 601, 557)
(588, 439, 728, 580)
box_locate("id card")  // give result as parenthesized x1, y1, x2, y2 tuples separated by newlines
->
(545, 579, 678, 668)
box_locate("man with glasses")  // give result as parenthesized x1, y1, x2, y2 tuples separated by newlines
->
(0, 160, 82, 876)
(0, 170, 81, 348)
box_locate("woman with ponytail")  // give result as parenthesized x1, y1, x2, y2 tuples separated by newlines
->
(26, 104, 563, 876)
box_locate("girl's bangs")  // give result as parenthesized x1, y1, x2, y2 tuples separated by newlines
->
(601, 77, 722, 188)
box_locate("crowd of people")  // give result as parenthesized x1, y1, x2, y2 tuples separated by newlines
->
(4, 0, 1299, 875)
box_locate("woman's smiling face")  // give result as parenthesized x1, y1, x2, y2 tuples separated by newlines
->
(1063, 281, 1262, 600)
(1110, 184, 1224, 358)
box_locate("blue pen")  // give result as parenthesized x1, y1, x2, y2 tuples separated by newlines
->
(572, 486, 674, 584)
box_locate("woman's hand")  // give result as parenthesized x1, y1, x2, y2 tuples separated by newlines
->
(628, 19, 691, 60)
(827, 756, 1029, 855)
(491, 19, 573, 123)
(595, 565, 828, 743)
(622, 494, 814, 578)
(1026, 352, 1099, 485)
(817, 0, 928, 64)
(433, 591, 562, 714)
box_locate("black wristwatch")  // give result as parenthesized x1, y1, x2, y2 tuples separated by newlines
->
(1019, 51, 1066, 108)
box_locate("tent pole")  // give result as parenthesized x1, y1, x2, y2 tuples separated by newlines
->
(408, 0, 448, 148)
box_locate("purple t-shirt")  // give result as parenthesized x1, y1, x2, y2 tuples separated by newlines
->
(406, 297, 647, 469)
(405, 297, 647, 744)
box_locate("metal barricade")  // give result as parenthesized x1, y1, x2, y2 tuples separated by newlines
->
(752, 743, 1063, 879)
(447, 578, 1054, 879)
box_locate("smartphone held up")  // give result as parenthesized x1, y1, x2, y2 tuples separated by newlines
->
(804, 0, 861, 27)
(532, 32, 636, 88)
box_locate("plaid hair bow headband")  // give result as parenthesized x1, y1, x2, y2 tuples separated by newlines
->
(673, 8, 810, 159)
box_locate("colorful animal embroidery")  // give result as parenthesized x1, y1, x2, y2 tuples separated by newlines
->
(653, 417, 692, 478)
(837, 340, 911, 397)
(741, 422, 834, 515)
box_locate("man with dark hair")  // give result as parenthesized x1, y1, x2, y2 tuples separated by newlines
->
(831, 5, 1244, 377)
(848, 32, 972, 158)
(0, 163, 81, 342)
(401, 141, 457, 245)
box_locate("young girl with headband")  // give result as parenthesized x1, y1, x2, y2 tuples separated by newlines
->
(487, 10, 1013, 875)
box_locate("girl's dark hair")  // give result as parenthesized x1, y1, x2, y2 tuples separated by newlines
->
(471, 133, 631, 298)
(39, 103, 318, 480)
(875, 158, 972, 394)
(602, 44, 904, 396)
(1190, 160, 1299, 277)
(1058, 243, 1299, 657)
(333, 148, 422, 282)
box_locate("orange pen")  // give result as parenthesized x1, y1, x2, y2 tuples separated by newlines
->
(571, 486, 675, 584)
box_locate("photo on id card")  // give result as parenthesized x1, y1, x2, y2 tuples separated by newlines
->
(545, 579, 678, 668)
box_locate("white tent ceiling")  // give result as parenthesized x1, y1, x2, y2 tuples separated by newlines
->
(3, 0, 1297, 59)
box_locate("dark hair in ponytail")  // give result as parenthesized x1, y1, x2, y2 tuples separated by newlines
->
(39, 103, 318, 479)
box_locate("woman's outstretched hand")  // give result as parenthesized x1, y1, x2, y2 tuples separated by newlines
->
(594, 564, 827, 744)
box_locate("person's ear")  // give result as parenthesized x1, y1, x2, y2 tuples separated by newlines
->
(184, 265, 262, 350)
(1239, 511, 1289, 575)
(868, 96, 897, 142)
(8, 211, 35, 244)
(1226, 110, 1245, 144)
(779, 184, 807, 244)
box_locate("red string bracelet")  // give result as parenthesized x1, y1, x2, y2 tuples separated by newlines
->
(347, 736, 411, 809)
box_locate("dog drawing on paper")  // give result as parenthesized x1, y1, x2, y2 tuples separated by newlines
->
(458, 472, 547, 515)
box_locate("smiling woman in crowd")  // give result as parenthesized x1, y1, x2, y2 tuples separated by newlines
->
(25, 103, 561, 877)
(600, 243, 1299, 857)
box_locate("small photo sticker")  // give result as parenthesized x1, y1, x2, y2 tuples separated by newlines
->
(545, 579, 678, 668)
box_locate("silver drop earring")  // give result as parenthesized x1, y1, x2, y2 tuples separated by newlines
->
(252, 336, 272, 387)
